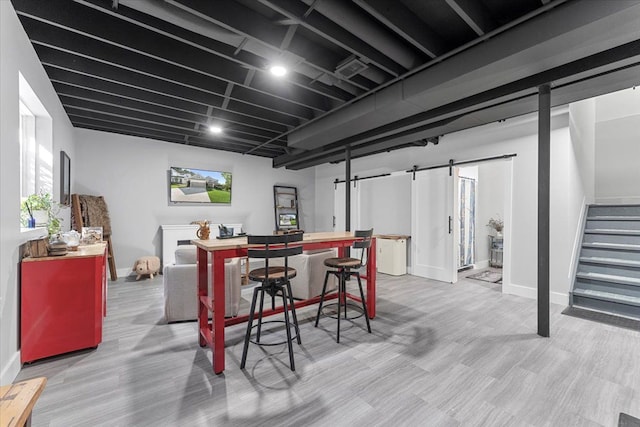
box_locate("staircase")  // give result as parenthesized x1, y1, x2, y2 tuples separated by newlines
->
(570, 205, 640, 320)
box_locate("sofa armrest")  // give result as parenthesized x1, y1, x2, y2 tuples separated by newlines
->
(163, 258, 242, 322)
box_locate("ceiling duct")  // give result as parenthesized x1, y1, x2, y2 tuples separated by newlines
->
(335, 56, 368, 79)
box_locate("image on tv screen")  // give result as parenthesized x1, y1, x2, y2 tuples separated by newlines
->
(169, 167, 232, 204)
(279, 213, 297, 227)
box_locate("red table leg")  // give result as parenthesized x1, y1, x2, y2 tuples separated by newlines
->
(197, 248, 208, 347)
(212, 252, 226, 374)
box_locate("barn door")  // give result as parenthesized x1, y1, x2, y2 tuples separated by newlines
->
(333, 181, 360, 231)
(411, 167, 458, 283)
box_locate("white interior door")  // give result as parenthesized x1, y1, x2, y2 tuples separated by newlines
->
(333, 182, 360, 231)
(411, 167, 459, 283)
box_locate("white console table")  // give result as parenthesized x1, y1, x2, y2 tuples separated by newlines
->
(161, 223, 243, 266)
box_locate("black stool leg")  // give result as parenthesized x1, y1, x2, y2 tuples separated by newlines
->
(336, 269, 343, 343)
(256, 284, 266, 343)
(241, 286, 260, 369)
(315, 270, 331, 327)
(285, 280, 301, 344)
(355, 273, 371, 333)
(281, 289, 295, 371)
(344, 270, 349, 320)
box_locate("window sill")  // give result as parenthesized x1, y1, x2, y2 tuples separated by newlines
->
(20, 227, 48, 240)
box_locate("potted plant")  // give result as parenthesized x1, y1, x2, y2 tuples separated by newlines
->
(487, 215, 504, 237)
(21, 192, 63, 236)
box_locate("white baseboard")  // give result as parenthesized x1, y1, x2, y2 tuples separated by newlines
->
(117, 267, 131, 278)
(502, 282, 569, 306)
(1, 351, 21, 385)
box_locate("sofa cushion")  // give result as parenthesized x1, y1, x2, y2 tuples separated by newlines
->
(175, 245, 198, 265)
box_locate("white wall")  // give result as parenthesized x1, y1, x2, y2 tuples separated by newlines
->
(315, 108, 581, 305)
(74, 129, 315, 273)
(0, 3, 76, 384)
(358, 174, 411, 236)
(594, 88, 640, 204)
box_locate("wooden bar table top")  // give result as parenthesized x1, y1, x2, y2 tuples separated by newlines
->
(193, 231, 377, 374)
(0, 377, 46, 427)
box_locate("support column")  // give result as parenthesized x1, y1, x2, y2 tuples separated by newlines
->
(538, 83, 551, 338)
(345, 145, 351, 232)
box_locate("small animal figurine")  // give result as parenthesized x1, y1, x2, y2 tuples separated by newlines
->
(133, 256, 161, 280)
(196, 220, 210, 240)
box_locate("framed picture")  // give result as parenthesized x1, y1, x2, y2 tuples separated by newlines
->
(60, 151, 71, 206)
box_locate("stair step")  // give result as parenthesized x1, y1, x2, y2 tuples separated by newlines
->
(587, 216, 640, 221)
(579, 257, 640, 268)
(582, 242, 640, 251)
(576, 272, 640, 287)
(585, 229, 640, 236)
(572, 289, 640, 307)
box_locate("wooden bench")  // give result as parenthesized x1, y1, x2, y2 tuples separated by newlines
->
(0, 377, 46, 427)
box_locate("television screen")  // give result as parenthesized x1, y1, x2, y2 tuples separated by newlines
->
(169, 167, 232, 204)
(279, 213, 297, 227)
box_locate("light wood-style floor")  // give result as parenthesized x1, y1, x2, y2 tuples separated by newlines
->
(17, 270, 640, 426)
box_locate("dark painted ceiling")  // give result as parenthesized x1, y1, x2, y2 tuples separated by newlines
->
(12, 0, 640, 169)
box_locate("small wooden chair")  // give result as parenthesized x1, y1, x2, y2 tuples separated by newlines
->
(240, 233, 304, 371)
(315, 229, 373, 343)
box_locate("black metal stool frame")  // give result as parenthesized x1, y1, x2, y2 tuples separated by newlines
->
(240, 233, 303, 371)
(315, 229, 373, 343)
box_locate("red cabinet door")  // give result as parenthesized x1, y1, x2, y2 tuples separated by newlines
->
(21, 250, 105, 363)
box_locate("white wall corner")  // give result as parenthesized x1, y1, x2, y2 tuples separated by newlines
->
(551, 291, 569, 306)
(0, 351, 21, 385)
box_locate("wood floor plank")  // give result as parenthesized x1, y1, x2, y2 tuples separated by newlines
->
(15, 271, 640, 426)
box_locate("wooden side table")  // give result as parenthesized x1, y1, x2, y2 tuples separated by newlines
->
(0, 377, 46, 427)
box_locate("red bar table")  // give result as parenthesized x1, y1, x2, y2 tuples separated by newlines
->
(193, 231, 376, 374)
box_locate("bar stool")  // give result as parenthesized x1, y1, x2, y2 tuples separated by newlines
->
(240, 233, 303, 371)
(315, 229, 373, 343)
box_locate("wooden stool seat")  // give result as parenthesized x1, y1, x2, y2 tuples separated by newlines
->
(249, 266, 297, 282)
(0, 377, 46, 427)
(324, 257, 362, 269)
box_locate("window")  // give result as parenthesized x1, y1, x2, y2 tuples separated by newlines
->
(19, 100, 36, 198)
(19, 72, 53, 228)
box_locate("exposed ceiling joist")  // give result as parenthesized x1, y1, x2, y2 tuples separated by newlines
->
(353, 0, 446, 58)
(167, 0, 375, 92)
(11, 0, 638, 166)
(444, 0, 496, 36)
(257, 0, 405, 77)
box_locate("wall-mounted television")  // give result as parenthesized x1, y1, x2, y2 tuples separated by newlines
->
(169, 167, 232, 204)
(278, 213, 297, 228)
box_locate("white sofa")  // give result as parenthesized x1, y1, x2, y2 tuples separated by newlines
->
(163, 245, 242, 322)
(270, 249, 338, 299)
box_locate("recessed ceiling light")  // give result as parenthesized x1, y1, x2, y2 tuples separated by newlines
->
(209, 125, 222, 134)
(270, 65, 287, 77)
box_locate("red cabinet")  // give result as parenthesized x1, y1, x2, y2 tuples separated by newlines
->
(20, 244, 107, 363)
